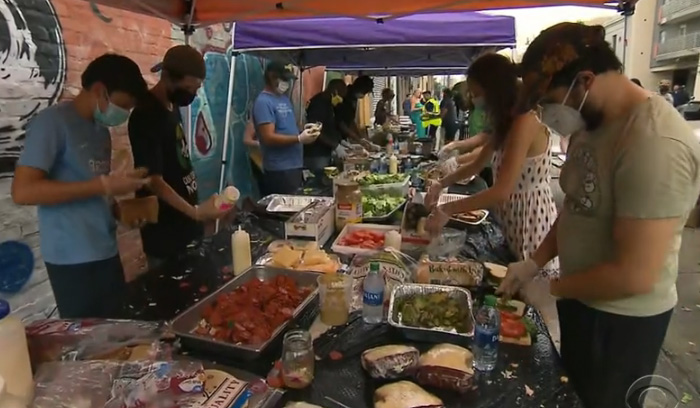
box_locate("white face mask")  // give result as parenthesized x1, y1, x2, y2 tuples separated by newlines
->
(277, 80, 290, 94)
(541, 77, 589, 138)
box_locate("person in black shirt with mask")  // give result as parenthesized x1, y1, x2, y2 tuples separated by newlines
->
(304, 79, 348, 178)
(128, 45, 230, 269)
(336, 75, 377, 151)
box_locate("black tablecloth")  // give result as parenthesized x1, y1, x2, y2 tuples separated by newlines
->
(124, 177, 582, 408)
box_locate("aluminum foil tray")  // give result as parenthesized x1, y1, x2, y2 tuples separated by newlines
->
(264, 195, 332, 213)
(417, 192, 489, 225)
(388, 283, 475, 343)
(171, 266, 320, 361)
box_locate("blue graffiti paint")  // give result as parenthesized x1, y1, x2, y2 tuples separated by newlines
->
(186, 48, 267, 201)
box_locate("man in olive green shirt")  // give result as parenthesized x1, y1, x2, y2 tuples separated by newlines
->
(500, 23, 700, 408)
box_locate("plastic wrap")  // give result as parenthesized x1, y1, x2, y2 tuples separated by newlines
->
(32, 360, 205, 408)
(26, 319, 172, 367)
(347, 248, 418, 310)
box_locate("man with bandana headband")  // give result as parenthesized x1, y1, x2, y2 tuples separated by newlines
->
(501, 22, 700, 408)
(253, 61, 320, 195)
(129, 45, 231, 270)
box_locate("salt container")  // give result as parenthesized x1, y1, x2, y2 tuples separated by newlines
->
(0, 301, 33, 405)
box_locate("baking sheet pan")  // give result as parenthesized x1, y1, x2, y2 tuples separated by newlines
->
(171, 266, 320, 361)
(263, 195, 332, 213)
(388, 283, 475, 343)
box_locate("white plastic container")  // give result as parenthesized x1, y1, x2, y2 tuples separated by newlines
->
(0, 376, 27, 408)
(0, 301, 33, 406)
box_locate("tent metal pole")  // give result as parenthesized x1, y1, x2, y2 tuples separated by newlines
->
(323, 71, 328, 90)
(298, 68, 305, 123)
(216, 25, 237, 233)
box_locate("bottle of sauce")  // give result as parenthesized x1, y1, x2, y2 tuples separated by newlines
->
(385, 230, 402, 250)
(0, 301, 33, 406)
(388, 154, 398, 175)
(231, 226, 251, 275)
(335, 180, 363, 232)
(386, 134, 394, 156)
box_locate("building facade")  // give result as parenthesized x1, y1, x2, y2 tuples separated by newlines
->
(653, 0, 700, 95)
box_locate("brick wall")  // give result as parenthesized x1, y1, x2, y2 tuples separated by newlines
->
(0, 0, 173, 320)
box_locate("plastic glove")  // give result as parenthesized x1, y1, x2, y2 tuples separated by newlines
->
(297, 128, 320, 144)
(100, 170, 150, 196)
(424, 179, 443, 210)
(335, 145, 348, 159)
(438, 142, 457, 160)
(425, 205, 450, 237)
(440, 157, 459, 175)
(496, 259, 540, 298)
(340, 139, 352, 148)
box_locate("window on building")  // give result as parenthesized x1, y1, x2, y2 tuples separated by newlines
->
(680, 25, 687, 36)
(660, 30, 667, 43)
(612, 34, 618, 52)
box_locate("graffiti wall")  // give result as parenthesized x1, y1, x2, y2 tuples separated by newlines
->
(183, 25, 324, 201)
(0, 0, 67, 177)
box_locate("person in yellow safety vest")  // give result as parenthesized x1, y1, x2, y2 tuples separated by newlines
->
(420, 90, 442, 140)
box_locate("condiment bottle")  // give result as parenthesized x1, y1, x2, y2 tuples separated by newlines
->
(231, 226, 251, 276)
(0, 301, 33, 406)
(0, 376, 26, 408)
(388, 154, 398, 175)
(386, 134, 394, 156)
(215, 186, 240, 210)
(335, 180, 363, 232)
(385, 230, 402, 250)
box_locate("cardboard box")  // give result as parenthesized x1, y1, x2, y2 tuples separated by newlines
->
(285, 201, 334, 245)
(118, 196, 159, 225)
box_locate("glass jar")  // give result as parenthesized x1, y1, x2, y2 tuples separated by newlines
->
(281, 330, 314, 389)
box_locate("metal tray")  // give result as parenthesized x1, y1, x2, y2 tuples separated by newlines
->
(264, 195, 331, 213)
(171, 266, 320, 361)
(363, 198, 407, 223)
(388, 283, 475, 343)
(417, 192, 489, 225)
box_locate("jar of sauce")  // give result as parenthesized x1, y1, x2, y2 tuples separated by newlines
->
(281, 330, 314, 389)
(335, 180, 363, 232)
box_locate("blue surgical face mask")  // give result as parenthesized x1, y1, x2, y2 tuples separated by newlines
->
(94, 93, 130, 127)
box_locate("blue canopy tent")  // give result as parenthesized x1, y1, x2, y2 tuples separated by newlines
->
(218, 12, 516, 196)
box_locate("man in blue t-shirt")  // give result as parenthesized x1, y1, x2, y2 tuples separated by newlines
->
(11, 54, 149, 318)
(252, 61, 319, 195)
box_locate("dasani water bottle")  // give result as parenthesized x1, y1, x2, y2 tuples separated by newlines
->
(362, 262, 385, 324)
(473, 295, 500, 371)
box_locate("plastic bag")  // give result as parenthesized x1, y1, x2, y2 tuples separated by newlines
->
(426, 228, 466, 258)
(347, 248, 418, 310)
(26, 319, 173, 367)
(32, 360, 205, 408)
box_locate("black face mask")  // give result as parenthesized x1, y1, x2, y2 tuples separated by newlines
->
(168, 88, 196, 107)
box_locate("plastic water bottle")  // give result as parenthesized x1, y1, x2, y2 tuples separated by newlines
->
(363, 262, 385, 324)
(473, 295, 500, 371)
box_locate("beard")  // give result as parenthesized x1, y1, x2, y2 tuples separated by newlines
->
(580, 102, 604, 131)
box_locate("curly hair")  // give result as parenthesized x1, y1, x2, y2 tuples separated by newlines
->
(467, 53, 519, 148)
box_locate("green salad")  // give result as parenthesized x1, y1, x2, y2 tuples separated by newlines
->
(356, 173, 407, 186)
(363, 194, 405, 217)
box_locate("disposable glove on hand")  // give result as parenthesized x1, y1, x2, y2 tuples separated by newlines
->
(425, 205, 450, 237)
(438, 142, 456, 160)
(424, 180, 443, 210)
(335, 145, 348, 159)
(440, 157, 459, 175)
(496, 259, 540, 298)
(297, 128, 321, 144)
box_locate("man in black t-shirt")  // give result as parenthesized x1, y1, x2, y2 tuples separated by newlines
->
(335, 76, 376, 150)
(128, 45, 229, 269)
(304, 79, 347, 177)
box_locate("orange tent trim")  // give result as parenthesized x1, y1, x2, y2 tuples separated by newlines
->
(88, 0, 626, 27)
